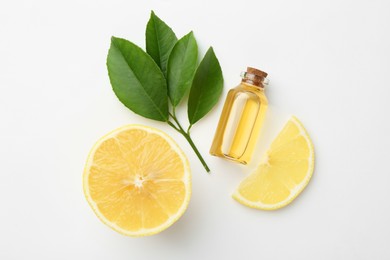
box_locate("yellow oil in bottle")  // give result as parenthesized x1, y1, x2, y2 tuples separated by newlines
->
(210, 67, 268, 164)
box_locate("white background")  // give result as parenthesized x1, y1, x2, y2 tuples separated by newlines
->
(1, 0, 389, 259)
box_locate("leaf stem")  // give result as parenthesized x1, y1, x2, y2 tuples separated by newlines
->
(167, 121, 180, 132)
(187, 124, 193, 134)
(167, 114, 210, 173)
(181, 131, 210, 172)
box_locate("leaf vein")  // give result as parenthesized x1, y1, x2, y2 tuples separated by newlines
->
(112, 40, 167, 121)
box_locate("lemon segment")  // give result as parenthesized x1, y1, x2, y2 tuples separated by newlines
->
(233, 116, 314, 210)
(83, 125, 191, 236)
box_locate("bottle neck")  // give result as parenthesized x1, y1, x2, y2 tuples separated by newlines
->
(240, 71, 268, 89)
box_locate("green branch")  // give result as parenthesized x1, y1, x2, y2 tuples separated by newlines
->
(167, 114, 210, 173)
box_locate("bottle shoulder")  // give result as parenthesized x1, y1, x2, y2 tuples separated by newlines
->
(230, 83, 268, 102)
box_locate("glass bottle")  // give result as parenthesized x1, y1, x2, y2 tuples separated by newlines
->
(210, 67, 269, 164)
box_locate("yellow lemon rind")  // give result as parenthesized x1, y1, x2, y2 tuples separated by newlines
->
(232, 116, 314, 210)
(83, 124, 191, 236)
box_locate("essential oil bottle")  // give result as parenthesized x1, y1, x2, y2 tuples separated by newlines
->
(210, 67, 269, 164)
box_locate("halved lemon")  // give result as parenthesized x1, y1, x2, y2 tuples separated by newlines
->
(83, 125, 191, 236)
(233, 116, 314, 210)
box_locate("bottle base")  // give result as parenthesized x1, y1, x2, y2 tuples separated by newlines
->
(209, 152, 248, 165)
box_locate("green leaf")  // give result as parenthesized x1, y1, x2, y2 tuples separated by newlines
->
(188, 47, 223, 125)
(167, 31, 198, 106)
(146, 11, 178, 77)
(107, 36, 168, 122)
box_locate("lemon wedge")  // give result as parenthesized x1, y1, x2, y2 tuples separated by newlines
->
(83, 125, 191, 236)
(233, 116, 314, 210)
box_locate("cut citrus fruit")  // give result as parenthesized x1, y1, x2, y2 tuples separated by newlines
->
(83, 125, 191, 236)
(233, 116, 314, 210)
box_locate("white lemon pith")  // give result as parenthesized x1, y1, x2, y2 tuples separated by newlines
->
(233, 116, 314, 210)
(83, 125, 191, 236)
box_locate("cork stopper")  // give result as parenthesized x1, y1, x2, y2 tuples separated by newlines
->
(241, 67, 268, 88)
(247, 67, 268, 78)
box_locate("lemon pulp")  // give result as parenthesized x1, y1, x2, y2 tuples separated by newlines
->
(233, 116, 314, 210)
(83, 125, 191, 236)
